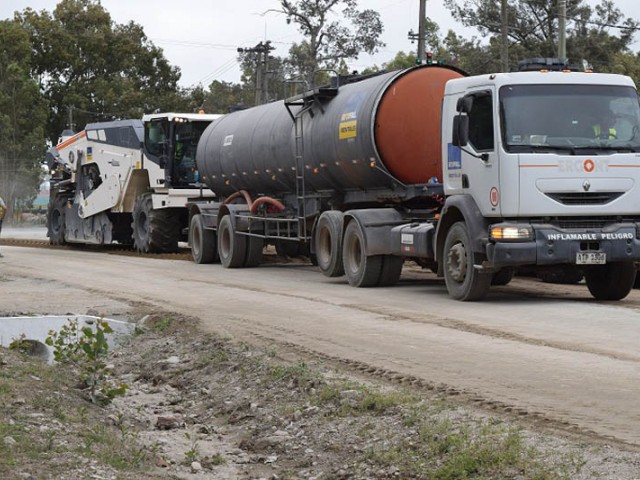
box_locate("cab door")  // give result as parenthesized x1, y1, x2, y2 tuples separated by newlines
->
(452, 88, 501, 217)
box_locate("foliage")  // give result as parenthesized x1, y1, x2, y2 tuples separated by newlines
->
(15, 0, 184, 143)
(276, 0, 384, 86)
(45, 318, 128, 405)
(183, 430, 200, 463)
(443, 0, 640, 76)
(0, 19, 48, 220)
(8, 335, 31, 354)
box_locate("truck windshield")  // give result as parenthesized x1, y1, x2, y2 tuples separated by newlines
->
(500, 84, 640, 152)
(144, 119, 169, 159)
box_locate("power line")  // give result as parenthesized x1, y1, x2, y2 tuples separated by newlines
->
(152, 38, 239, 50)
(193, 56, 240, 87)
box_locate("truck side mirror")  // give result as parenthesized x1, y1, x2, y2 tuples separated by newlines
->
(452, 115, 469, 147)
(456, 96, 473, 113)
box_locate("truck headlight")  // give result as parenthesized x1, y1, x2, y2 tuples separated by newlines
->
(490, 224, 533, 242)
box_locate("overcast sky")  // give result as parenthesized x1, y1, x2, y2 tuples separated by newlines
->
(2, 0, 639, 88)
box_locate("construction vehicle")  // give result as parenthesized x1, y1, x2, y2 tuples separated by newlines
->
(180, 59, 640, 301)
(46, 113, 221, 252)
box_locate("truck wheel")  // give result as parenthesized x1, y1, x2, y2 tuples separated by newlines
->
(342, 221, 382, 287)
(443, 222, 492, 301)
(315, 211, 345, 277)
(218, 215, 247, 268)
(47, 194, 68, 245)
(584, 262, 636, 300)
(377, 256, 403, 287)
(491, 268, 515, 286)
(131, 193, 179, 253)
(190, 214, 218, 264)
(244, 237, 264, 268)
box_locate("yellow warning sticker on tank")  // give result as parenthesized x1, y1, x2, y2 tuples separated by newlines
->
(339, 120, 357, 139)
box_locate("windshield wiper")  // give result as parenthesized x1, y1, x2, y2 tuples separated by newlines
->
(569, 145, 640, 154)
(507, 144, 574, 153)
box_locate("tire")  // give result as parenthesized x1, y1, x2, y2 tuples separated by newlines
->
(47, 194, 68, 245)
(342, 221, 382, 288)
(190, 214, 218, 264)
(131, 193, 179, 253)
(443, 222, 492, 301)
(217, 215, 247, 268)
(377, 256, 403, 287)
(315, 211, 345, 277)
(491, 268, 515, 286)
(584, 262, 636, 301)
(244, 237, 264, 268)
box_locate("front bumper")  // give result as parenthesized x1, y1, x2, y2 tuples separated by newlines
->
(486, 223, 640, 267)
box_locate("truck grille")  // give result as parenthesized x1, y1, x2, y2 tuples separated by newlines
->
(545, 191, 623, 205)
(531, 217, 623, 229)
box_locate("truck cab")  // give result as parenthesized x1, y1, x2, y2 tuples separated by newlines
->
(439, 67, 640, 300)
(143, 113, 222, 189)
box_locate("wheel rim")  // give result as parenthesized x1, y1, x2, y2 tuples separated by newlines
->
(220, 223, 231, 259)
(447, 242, 467, 282)
(345, 232, 362, 275)
(317, 226, 331, 267)
(193, 224, 202, 256)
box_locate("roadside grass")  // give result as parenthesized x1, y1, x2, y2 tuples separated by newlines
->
(0, 348, 157, 479)
(172, 335, 581, 479)
(302, 378, 581, 478)
(194, 343, 586, 479)
(1, 312, 592, 480)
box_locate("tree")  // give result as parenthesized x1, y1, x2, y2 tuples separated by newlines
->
(191, 81, 253, 114)
(444, 0, 639, 73)
(238, 45, 288, 105)
(275, 0, 385, 86)
(16, 0, 183, 143)
(0, 20, 48, 220)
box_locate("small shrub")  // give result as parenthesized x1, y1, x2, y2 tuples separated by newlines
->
(8, 334, 30, 354)
(183, 431, 200, 463)
(152, 316, 171, 332)
(45, 318, 127, 405)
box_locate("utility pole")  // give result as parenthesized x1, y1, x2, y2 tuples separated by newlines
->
(417, 0, 426, 63)
(237, 41, 275, 105)
(558, 0, 567, 60)
(501, 0, 509, 71)
(67, 105, 75, 133)
(407, 0, 427, 64)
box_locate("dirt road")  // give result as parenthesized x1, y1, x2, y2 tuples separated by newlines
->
(2, 244, 639, 447)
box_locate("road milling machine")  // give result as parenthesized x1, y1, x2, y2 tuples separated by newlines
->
(46, 113, 221, 252)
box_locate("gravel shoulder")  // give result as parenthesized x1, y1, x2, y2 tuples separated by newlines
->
(1, 263, 640, 478)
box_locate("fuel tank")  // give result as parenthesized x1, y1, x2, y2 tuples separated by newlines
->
(197, 64, 466, 197)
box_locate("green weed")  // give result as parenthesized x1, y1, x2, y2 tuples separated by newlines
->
(45, 318, 127, 405)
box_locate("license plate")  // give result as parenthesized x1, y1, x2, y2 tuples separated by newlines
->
(576, 252, 606, 265)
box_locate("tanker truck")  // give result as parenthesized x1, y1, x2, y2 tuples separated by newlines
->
(180, 61, 640, 301)
(47, 113, 221, 252)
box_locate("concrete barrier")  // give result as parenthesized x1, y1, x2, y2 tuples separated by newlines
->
(0, 315, 135, 363)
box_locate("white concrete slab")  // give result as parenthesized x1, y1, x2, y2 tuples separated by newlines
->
(0, 315, 135, 363)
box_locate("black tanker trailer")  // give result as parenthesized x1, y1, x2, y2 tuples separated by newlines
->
(186, 64, 466, 289)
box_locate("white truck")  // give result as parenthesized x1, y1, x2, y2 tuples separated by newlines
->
(182, 60, 640, 301)
(46, 113, 221, 252)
